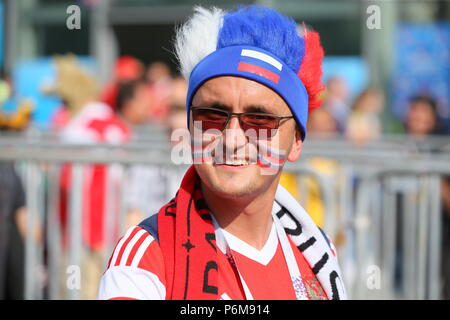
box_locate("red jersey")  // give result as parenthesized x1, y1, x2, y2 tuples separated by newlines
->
(59, 102, 130, 250)
(98, 222, 327, 300)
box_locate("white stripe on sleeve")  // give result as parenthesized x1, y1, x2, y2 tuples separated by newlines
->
(119, 229, 147, 266)
(130, 236, 154, 268)
(109, 226, 136, 267)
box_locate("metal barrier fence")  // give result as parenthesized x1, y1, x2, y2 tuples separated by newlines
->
(0, 134, 449, 300)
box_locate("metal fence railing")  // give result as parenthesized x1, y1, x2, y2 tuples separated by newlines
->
(0, 134, 449, 300)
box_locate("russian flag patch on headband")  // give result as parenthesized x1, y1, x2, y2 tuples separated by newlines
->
(237, 49, 283, 84)
(186, 45, 309, 140)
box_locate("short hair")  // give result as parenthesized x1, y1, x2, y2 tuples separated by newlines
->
(116, 79, 145, 114)
(409, 95, 438, 116)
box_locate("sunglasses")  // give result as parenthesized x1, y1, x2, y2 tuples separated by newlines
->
(191, 106, 294, 137)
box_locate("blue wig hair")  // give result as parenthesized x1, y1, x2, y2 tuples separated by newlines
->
(217, 5, 305, 74)
(178, 5, 325, 140)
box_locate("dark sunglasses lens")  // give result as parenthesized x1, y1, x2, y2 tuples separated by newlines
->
(192, 108, 228, 131)
(241, 114, 278, 137)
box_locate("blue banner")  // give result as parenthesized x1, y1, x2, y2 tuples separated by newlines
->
(392, 23, 450, 120)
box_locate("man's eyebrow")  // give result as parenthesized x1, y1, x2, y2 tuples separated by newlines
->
(198, 102, 231, 110)
(196, 102, 273, 114)
(244, 104, 273, 114)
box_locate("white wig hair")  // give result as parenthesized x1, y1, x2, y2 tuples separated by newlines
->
(174, 6, 225, 81)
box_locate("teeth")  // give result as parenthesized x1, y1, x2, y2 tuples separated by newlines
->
(224, 159, 249, 165)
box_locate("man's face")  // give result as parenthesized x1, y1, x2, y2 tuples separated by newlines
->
(123, 84, 152, 125)
(190, 76, 302, 199)
(406, 101, 436, 137)
(307, 108, 338, 137)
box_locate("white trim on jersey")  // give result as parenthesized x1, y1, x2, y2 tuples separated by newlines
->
(109, 227, 135, 267)
(118, 229, 148, 266)
(219, 222, 278, 266)
(97, 266, 166, 300)
(130, 236, 154, 268)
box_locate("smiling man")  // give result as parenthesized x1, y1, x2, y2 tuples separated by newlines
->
(98, 5, 347, 300)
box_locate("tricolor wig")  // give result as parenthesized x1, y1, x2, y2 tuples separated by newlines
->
(175, 5, 325, 139)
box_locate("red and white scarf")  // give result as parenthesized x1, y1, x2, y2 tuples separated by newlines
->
(157, 165, 347, 299)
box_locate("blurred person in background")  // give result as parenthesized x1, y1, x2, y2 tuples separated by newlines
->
(322, 76, 351, 130)
(165, 76, 189, 197)
(0, 157, 27, 300)
(116, 75, 189, 228)
(0, 69, 35, 133)
(0, 80, 41, 299)
(166, 76, 189, 146)
(404, 95, 443, 139)
(51, 54, 130, 143)
(48, 54, 129, 300)
(169, 76, 189, 110)
(115, 79, 152, 128)
(100, 56, 144, 111)
(145, 61, 172, 87)
(345, 87, 384, 145)
(0, 69, 11, 111)
(307, 106, 341, 139)
(115, 78, 166, 228)
(400, 94, 450, 298)
(442, 172, 450, 300)
(144, 61, 172, 124)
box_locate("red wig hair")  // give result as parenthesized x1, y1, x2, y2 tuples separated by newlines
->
(298, 26, 325, 113)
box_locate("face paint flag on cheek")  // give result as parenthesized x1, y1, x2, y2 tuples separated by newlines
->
(191, 121, 223, 164)
(191, 134, 214, 164)
(256, 139, 287, 175)
(192, 123, 285, 170)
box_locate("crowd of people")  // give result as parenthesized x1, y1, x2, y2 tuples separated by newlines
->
(307, 76, 450, 141)
(0, 55, 190, 299)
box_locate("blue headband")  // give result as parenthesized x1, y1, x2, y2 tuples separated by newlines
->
(186, 45, 309, 140)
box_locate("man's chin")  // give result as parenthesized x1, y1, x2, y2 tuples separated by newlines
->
(195, 162, 271, 199)
(206, 183, 258, 200)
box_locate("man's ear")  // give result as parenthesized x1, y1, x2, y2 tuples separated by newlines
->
(287, 127, 303, 162)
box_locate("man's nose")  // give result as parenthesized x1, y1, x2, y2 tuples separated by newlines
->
(223, 116, 247, 151)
